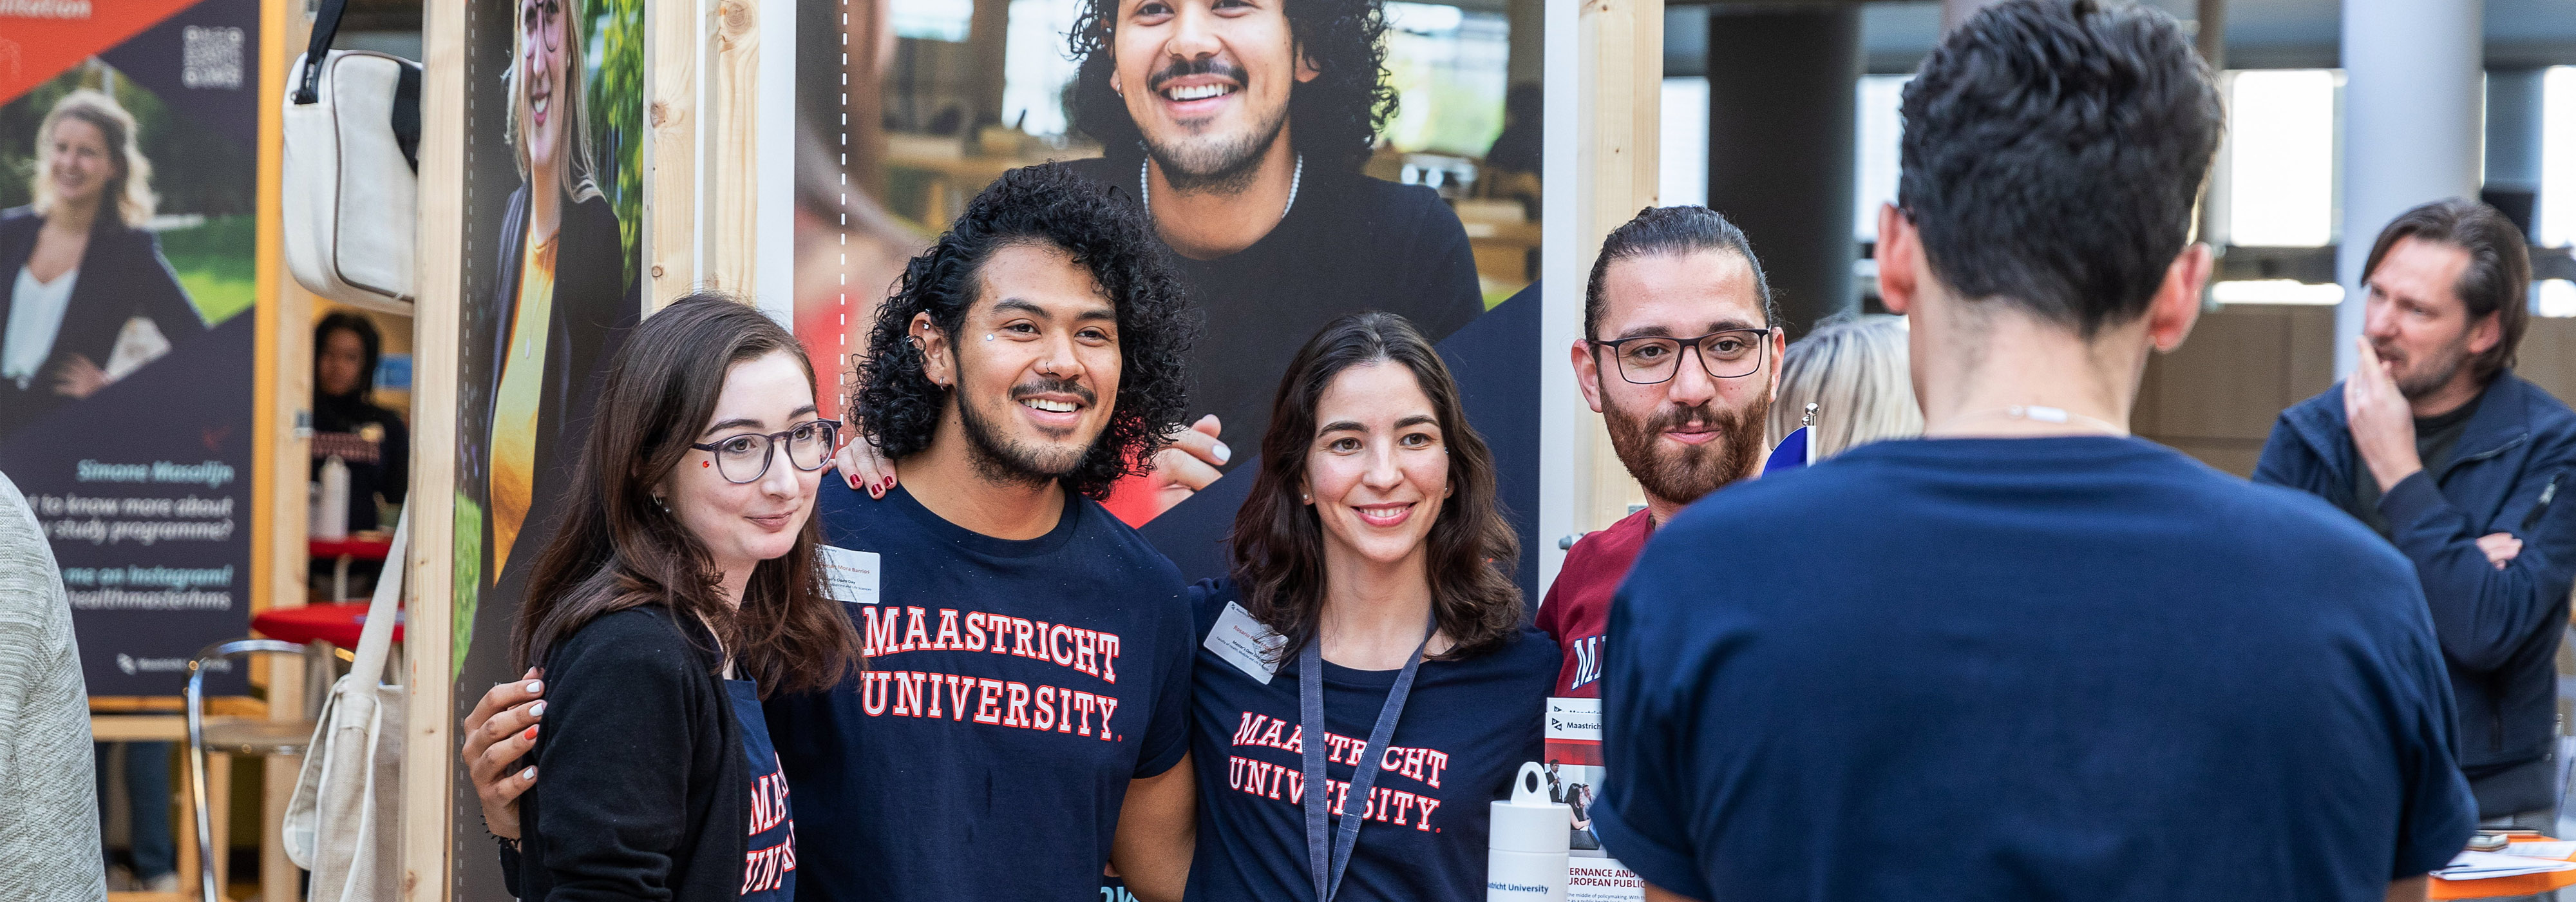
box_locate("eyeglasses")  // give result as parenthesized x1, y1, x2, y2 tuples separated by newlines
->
(523, 0, 562, 51)
(688, 420, 841, 485)
(1589, 327, 1776, 385)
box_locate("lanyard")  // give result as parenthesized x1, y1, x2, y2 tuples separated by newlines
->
(1300, 611, 1435, 902)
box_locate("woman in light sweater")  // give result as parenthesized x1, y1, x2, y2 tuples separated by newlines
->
(0, 468, 107, 901)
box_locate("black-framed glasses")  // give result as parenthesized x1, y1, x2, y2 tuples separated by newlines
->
(688, 420, 841, 484)
(522, 0, 562, 51)
(1589, 327, 1776, 385)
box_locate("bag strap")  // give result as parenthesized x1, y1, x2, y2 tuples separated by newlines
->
(292, 0, 355, 105)
(348, 507, 408, 687)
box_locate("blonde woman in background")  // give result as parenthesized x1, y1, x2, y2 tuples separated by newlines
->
(0, 88, 202, 437)
(1766, 314, 1923, 462)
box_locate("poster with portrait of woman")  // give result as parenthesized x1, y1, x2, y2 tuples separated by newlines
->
(795, 0, 1545, 599)
(0, 0, 261, 696)
(446, 0, 643, 892)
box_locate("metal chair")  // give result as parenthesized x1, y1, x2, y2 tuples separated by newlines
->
(184, 639, 335, 901)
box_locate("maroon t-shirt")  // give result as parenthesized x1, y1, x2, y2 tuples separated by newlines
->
(1534, 508, 1653, 698)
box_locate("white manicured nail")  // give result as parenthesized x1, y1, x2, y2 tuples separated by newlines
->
(526, 680, 542, 693)
(529, 701, 545, 718)
(1213, 442, 1232, 465)
(520, 767, 536, 781)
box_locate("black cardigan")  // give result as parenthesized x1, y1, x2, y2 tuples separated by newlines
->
(513, 604, 750, 902)
(0, 205, 204, 437)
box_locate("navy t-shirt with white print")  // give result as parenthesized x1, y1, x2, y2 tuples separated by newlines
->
(1595, 437, 2477, 902)
(727, 678, 795, 901)
(764, 481, 1196, 902)
(1184, 579, 1557, 902)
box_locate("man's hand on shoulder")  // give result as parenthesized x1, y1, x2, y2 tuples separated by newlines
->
(2346, 338, 2425, 493)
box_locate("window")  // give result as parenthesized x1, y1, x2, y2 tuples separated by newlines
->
(1380, 1, 1511, 157)
(1660, 76, 1707, 207)
(999, 0, 1082, 139)
(2224, 70, 2340, 248)
(892, 0, 974, 43)
(1852, 74, 1907, 242)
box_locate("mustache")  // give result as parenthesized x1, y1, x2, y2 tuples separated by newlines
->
(1149, 57, 1247, 93)
(1010, 377, 1097, 407)
(1648, 401, 1731, 434)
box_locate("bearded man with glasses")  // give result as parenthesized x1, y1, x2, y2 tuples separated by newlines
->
(1533, 205, 1784, 699)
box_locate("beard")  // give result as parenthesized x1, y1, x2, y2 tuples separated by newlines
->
(1139, 59, 1288, 195)
(953, 372, 1101, 488)
(1602, 391, 1772, 508)
(2377, 333, 2474, 401)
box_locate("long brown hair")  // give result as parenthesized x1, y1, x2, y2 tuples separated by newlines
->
(513, 293, 861, 696)
(1228, 311, 1522, 662)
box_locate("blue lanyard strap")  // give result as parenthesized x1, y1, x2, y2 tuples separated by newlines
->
(1299, 611, 1435, 902)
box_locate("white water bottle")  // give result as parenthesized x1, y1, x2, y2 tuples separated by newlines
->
(312, 456, 350, 540)
(1488, 761, 1569, 902)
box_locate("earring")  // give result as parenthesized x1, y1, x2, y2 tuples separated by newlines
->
(654, 495, 670, 513)
(1299, 494, 1311, 503)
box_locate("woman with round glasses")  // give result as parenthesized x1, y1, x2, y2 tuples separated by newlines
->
(501, 293, 859, 901)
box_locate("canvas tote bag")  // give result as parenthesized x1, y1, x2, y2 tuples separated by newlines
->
(283, 509, 408, 901)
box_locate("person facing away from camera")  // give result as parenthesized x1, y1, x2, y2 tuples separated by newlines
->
(1593, 2, 2475, 900)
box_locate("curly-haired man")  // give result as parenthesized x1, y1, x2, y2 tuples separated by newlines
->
(461, 167, 1207, 902)
(1054, 0, 1490, 521)
(791, 166, 1203, 902)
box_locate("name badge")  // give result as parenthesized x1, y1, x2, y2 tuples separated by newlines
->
(818, 546, 880, 605)
(1204, 600, 1286, 684)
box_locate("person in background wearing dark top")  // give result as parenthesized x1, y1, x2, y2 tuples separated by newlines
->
(1596, 3, 2476, 901)
(2257, 199, 2576, 841)
(462, 167, 1205, 902)
(312, 312, 410, 533)
(1535, 206, 1782, 700)
(496, 294, 860, 902)
(1040, 0, 1488, 523)
(0, 89, 204, 438)
(467, 0, 639, 649)
(1186, 311, 1554, 902)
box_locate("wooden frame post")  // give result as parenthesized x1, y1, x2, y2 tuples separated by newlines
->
(401, 0, 466, 895)
(1540, 0, 1660, 588)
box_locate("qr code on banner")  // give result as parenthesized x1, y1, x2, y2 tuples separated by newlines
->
(182, 26, 244, 90)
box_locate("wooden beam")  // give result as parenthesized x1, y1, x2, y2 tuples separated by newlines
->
(261, 5, 310, 897)
(1573, 0, 1660, 532)
(701, 0, 761, 297)
(401, 0, 466, 894)
(646, 0, 700, 306)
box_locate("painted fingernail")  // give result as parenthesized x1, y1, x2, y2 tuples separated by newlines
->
(882, 477, 894, 490)
(526, 680, 542, 693)
(529, 701, 545, 718)
(846, 472, 861, 488)
(869, 485, 883, 499)
(1213, 442, 1232, 465)
(522, 726, 538, 740)
(520, 767, 536, 781)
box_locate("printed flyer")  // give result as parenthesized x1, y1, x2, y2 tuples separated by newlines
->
(1546, 696, 1646, 901)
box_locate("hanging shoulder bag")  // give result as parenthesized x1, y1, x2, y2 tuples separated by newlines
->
(281, 0, 421, 310)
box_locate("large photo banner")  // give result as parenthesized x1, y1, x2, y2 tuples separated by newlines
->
(0, 0, 263, 696)
(793, 0, 1542, 592)
(793, 1, 1541, 896)
(448, 0, 643, 893)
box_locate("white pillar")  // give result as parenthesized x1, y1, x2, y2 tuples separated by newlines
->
(2336, 0, 2482, 376)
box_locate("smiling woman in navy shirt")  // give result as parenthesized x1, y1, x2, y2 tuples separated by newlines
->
(1186, 311, 1558, 902)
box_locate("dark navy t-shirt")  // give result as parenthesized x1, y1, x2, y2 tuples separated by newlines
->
(1596, 437, 2477, 902)
(1184, 579, 1557, 902)
(766, 482, 1195, 902)
(728, 678, 795, 901)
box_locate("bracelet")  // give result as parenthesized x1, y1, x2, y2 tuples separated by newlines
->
(495, 833, 522, 854)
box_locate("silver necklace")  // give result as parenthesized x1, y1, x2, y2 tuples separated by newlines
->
(1141, 153, 1302, 222)
(1936, 404, 2127, 437)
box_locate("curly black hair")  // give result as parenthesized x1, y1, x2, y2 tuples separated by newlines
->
(853, 164, 1198, 499)
(1065, 0, 1396, 172)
